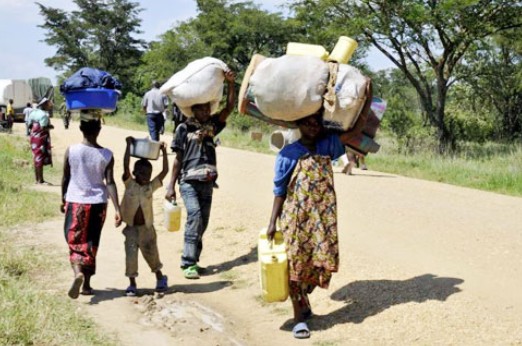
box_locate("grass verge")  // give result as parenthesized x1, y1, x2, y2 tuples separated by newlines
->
(0, 134, 114, 345)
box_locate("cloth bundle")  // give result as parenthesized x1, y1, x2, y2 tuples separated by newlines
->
(160, 57, 229, 117)
(60, 67, 121, 93)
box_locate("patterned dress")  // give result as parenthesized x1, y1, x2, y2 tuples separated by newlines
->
(279, 154, 339, 290)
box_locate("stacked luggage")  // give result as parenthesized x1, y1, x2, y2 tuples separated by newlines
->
(238, 36, 386, 154)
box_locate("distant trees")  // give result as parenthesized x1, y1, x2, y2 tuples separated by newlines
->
(136, 0, 300, 90)
(36, 0, 145, 94)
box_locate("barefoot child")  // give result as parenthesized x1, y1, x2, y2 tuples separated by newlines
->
(121, 136, 169, 296)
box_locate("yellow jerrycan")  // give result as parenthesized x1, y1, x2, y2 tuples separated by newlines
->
(164, 200, 181, 232)
(258, 229, 289, 302)
(328, 36, 358, 64)
(286, 42, 329, 61)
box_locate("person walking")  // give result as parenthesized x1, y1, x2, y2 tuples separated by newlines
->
(27, 98, 54, 184)
(61, 114, 122, 299)
(120, 136, 169, 296)
(165, 69, 236, 279)
(141, 81, 168, 141)
(23, 102, 33, 136)
(266, 83, 372, 339)
(6, 99, 15, 133)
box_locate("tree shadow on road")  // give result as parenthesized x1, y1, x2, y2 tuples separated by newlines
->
(307, 274, 464, 330)
(204, 246, 257, 274)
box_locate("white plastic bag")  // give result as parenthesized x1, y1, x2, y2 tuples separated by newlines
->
(160, 57, 228, 117)
(323, 64, 369, 130)
(249, 55, 329, 121)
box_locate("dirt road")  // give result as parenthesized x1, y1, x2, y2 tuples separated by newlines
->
(16, 120, 522, 345)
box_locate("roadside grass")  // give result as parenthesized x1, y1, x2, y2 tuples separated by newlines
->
(0, 134, 114, 345)
(0, 135, 60, 227)
(368, 134, 522, 197)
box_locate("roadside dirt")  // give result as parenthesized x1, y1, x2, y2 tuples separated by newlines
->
(11, 119, 522, 345)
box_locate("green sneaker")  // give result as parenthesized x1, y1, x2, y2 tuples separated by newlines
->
(183, 265, 200, 279)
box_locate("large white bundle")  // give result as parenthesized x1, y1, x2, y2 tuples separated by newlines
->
(249, 55, 329, 121)
(323, 64, 369, 130)
(160, 57, 228, 117)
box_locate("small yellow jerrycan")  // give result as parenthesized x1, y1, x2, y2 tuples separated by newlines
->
(286, 42, 329, 61)
(328, 36, 358, 64)
(258, 229, 289, 302)
(164, 200, 181, 232)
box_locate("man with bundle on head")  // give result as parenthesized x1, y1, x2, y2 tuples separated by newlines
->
(165, 68, 236, 280)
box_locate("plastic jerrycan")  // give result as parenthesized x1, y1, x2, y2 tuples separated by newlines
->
(328, 36, 358, 64)
(164, 200, 181, 232)
(286, 42, 329, 61)
(258, 229, 289, 302)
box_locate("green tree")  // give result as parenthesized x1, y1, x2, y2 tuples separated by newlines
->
(458, 30, 522, 140)
(291, 0, 522, 153)
(138, 0, 299, 91)
(37, 0, 146, 95)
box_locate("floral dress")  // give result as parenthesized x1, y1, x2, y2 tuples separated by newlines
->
(279, 153, 339, 290)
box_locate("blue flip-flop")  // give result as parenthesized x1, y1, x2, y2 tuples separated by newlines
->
(125, 285, 137, 297)
(292, 322, 310, 339)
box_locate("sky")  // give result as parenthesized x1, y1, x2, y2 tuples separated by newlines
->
(0, 0, 394, 85)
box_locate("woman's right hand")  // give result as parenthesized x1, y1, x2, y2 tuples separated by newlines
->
(266, 223, 277, 241)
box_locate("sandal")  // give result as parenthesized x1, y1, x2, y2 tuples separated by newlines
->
(155, 275, 168, 293)
(182, 265, 200, 279)
(68, 273, 84, 299)
(292, 322, 310, 339)
(125, 285, 137, 297)
(80, 288, 94, 296)
(194, 264, 207, 274)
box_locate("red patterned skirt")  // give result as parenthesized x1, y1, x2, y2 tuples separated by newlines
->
(29, 123, 52, 168)
(64, 203, 107, 275)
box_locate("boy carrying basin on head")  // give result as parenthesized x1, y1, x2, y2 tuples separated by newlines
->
(120, 136, 169, 296)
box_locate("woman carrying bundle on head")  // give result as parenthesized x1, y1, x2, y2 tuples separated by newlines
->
(266, 81, 372, 339)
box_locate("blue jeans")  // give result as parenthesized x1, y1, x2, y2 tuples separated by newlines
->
(146, 113, 165, 141)
(179, 181, 214, 267)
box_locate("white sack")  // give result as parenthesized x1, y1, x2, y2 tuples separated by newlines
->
(160, 57, 228, 117)
(323, 64, 369, 130)
(249, 55, 329, 121)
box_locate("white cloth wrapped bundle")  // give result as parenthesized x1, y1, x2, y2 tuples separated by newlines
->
(249, 55, 329, 121)
(160, 57, 229, 117)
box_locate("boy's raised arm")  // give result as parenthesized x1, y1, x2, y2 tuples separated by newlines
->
(122, 136, 133, 182)
(156, 142, 169, 182)
(217, 69, 236, 123)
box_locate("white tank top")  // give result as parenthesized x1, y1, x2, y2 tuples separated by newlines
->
(65, 143, 113, 204)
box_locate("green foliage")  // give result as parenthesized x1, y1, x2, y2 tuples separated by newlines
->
(138, 0, 300, 95)
(115, 92, 145, 125)
(228, 112, 274, 133)
(37, 0, 146, 95)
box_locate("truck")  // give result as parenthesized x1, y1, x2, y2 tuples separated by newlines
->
(0, 79, 33, 121)
(0, 78, 54, 122)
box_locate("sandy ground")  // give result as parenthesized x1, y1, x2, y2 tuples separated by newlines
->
(9, 119, 522, 345)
